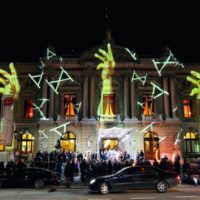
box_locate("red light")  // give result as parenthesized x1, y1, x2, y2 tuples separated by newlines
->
(176, 175, 181, 180)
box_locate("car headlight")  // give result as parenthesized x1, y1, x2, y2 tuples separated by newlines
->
(90, 179, 96, 184)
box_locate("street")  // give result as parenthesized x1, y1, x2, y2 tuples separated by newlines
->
(0, 184, 200, 200)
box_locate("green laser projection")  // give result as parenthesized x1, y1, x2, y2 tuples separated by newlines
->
(49, 122, 70, 136)
(131, 70, 147, 86)
(125, 48, 137, 61)
(152, 50, 184, 76)
(95, 43, 116, 116)
(46, 48, 57, 60)
(187, 70, 200, 99)
(33, 98, 49, 120)
(29, 71, 44, 89)
(0, 63, 20, 99)
(139, 121, 155, 134)
(151, 82, 169, 99)
(46, 66, 74, 95)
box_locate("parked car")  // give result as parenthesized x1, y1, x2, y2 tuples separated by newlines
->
(89, 165, 180, 194)
(0, 167, 60, 189)
(182, 169, 200, 184)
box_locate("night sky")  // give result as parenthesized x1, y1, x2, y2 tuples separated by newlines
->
(0, 1, 200, 63)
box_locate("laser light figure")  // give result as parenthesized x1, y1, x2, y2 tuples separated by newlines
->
(0, 63, 20, 99)
(74, 102, 82, 113)
(131, 70, 147, 86)
(174, 129, 182, 145)
(151, 82, 169, 99)
(47, 48, 57, 60)
(39, 130, 48, 139)
(187, 70, 200, 99)
(140, 121, 155, 135)
(125, 47, 137, 61)
(33, 98, 49, 120)
(46, 66, 74, 95)
(49, 122, 70, 136)
(95, 43, 115, 116)
(158, 136, 166, 143)
(29, 71, 44, 89)
(152, 50, 181, 76)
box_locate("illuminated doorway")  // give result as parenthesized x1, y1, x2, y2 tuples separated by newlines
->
(144, 132, 159, 160)
(60, 131, 76, 152)
(102, 138, 118, 150)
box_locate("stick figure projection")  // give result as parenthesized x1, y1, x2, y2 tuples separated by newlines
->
(95, 43, 116, 116)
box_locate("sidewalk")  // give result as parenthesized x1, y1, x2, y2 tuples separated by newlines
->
(58, 175, 89, 189)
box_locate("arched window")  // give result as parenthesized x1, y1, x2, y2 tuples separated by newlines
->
(184, 132, 200, 153)
(18, 133, 34, 153)
(144, 132, 159, 160)
(60, 131, 76, 152)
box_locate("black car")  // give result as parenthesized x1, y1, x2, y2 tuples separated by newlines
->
(0, 167, 60, 189)
(89, 166, 180, 194)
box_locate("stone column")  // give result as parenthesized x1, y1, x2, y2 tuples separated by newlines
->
(131, 80, 137, 119)
(60, 94, 64, 119)
(49, 77, 55, 120)
(90, 77, 96, 118)
(42, 79, 47, 117)
(83, 77, 89, 118)
(170, 77, 177, 118)
(163, 77, 170, 119)
(124, 77, 129, 118)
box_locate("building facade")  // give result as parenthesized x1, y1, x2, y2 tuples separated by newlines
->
(0, 41, 200, 163)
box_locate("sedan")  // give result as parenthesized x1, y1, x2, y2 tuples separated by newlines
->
(89, 165, 180, 194)
(0, 167, 60, 189)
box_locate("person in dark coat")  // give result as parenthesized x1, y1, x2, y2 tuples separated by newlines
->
(64, 160, 75, 188)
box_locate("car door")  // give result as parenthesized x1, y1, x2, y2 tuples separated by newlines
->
(120, 167, 141, 190)
(7, 170, 25, 188)
(138, 167, 159, 188)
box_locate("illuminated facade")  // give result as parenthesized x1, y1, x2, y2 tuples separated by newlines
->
(0, 42, 200, 163)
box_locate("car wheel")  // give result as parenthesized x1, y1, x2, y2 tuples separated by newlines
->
(156, 180, 168, 193)
(99, 182, 109, 195)
(34, 179, 45, 189)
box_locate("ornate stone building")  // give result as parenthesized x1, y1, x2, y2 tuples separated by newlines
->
(0, 41, 200, 163)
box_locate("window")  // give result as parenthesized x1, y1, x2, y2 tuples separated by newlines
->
(123, 167, 140, 175)
(103, 94, 115, 115)
(24, 99, 33, 118)
(183, 100, 192, 118)
(60, 131, 76, 152)
(184, 132, 200, 153)
(102, 138, 118, 150)
(18, 133, 34, 153)
(143, 95, 154, 116)
(144, 132, 159, 160)
(64, 94, 76, 117)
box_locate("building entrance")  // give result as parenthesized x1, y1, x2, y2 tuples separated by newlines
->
(102, 138, 118, 150)
(98, 127, 135, 160)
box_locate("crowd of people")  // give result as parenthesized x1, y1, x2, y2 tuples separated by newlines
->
(0, 149, 188, 187)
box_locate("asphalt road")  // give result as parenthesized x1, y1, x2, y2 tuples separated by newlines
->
(0, 184, 200, 200)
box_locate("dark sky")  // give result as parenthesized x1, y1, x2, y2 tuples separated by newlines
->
(0, 1, 200, 63)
